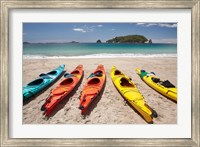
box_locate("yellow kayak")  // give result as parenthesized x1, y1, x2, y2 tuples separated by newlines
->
(110, 66, 157, 123)
(136, 68, 177, 102)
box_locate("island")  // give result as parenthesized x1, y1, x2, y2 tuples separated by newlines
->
(96, 40, 102, 43)
(106, 35, 151, 44)
(23, 42, 31, 44)
(70, 41, 79, 43)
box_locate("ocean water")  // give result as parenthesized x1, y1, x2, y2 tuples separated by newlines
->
(23, 43, 177, 59)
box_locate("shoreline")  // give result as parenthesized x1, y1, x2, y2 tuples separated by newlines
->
(23, 57, 177, 124)
(23, 54, 177, 59)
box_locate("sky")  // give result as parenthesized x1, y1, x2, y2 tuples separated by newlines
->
(23, 23, 177, 44)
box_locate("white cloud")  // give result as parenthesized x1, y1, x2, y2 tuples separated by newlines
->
(111, 29, 116, 31)
(73, 28, 86, 33)
(146, 23, 157, 27)
(159, 23, 177, 28)
(73, 25, 96, 33)
(136, 23, 146, 25)
(152, 38, 177, 44)
(136, 23, 177, 28)
(97, 25, 103, 27)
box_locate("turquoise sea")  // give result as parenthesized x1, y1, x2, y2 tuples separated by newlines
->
(23, 43, 177, 59)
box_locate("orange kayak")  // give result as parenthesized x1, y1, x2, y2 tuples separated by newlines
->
(79, 64, 106, 114)
(41, 65, 83, 116)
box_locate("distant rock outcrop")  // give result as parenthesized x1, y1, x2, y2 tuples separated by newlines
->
(145, 39, 152, 44)
(106, 35, 148, 43)
(96, 40, 102, 43)
(70, 41, 79, 43)
(23, 42, 30, 44)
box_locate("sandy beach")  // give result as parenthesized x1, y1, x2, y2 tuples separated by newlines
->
(23, 57, 177, 124)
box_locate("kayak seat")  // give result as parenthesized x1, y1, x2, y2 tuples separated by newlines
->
(120, 78, 134, 87)
(88, 78, 100, 85)
(47, 70, 57, 75)
(94, 71, 102, 77)
(161, 80, 175, 88)
(27, 78, 43, 86)
(152, 77, 160, 83)
(60, 78, 74, 85)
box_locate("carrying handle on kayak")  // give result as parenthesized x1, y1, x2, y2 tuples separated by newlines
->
(150, 72, 156, 75)
(78, 91, 82, 99)
(123, 100, 127, 106)
(45, 92, 52, 102)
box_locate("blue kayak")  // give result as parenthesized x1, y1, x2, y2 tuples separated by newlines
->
(23, 64, 65, 101)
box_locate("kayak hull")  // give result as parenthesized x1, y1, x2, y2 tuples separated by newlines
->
(111, 66, 157, 123)
(41, 65, 83, 116)
(79, 64, 106, 114)
(23, 64, 65, 102)
(136, 68, 177, 102)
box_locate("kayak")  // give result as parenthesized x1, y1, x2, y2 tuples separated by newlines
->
(41, 65, 83, 116)
(23, 64, 65, 102)
(111, 66, 157, 123)
(79, 64, 106, 114)
(136, 68, 177, 102)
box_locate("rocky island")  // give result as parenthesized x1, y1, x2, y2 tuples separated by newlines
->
(106, 35, 152, 44)
(96, 40, 102, 43)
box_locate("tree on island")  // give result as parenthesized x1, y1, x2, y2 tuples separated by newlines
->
(96, 39, 102, 43)
(23, 42, 30, 44)
(106, 35, 148, 43)
(70, 41, 79, 43)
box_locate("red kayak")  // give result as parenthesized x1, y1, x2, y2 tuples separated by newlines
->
(79, 64, 106, 114)
(41, 65, 83, 116)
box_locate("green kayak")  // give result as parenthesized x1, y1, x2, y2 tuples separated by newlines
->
(23, 64, 65, 102)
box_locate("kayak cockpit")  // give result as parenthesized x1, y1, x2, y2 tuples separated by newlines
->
(60, 78, 74, 85)
(120, 78, 134, 87)
(88, 78, 100, 85)
(47, 70, 57, 75)
(94, 71, 103, 77)
(114, 70, 123, 76)
(27, 79, 43, 86)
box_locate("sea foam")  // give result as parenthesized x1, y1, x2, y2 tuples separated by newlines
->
(23, 53, 177, 59)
